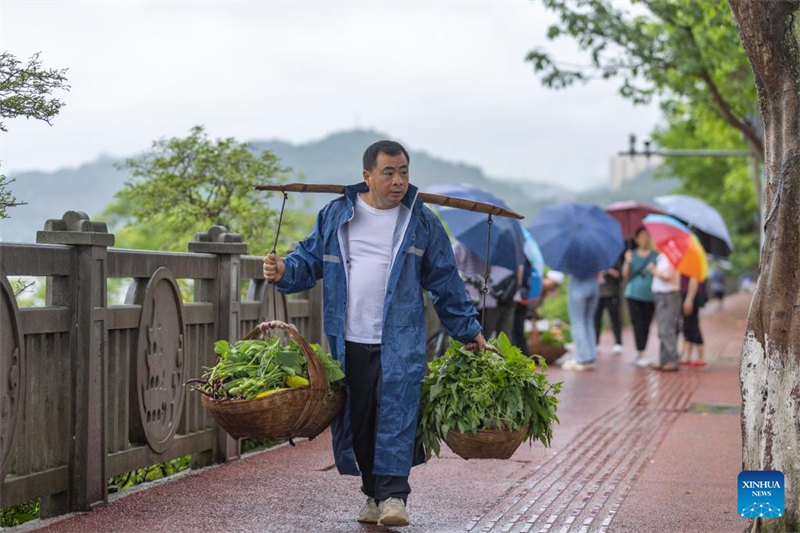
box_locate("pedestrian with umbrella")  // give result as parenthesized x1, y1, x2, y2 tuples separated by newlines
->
(622, 226, 659, 367)
(600, 201, 664, 358)
(642, 215, 709, 372)
(529, 202, 625, 371)
(427, 183, 526, 338)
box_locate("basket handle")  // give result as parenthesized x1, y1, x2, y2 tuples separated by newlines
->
(243, 320, 328, 393)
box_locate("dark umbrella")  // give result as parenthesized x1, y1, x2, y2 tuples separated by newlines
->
(654, 195, 734, 257)
(529, 202, 625, 278)
(606, 201, 665, 240)
(427, 183, 525, 271)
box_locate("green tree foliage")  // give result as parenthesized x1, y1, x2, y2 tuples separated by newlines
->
(528, 0, 761, 158)
(0, 51, 69, 219)
(105, 126, 313, 254)
(529, 0, 761, 270)
(653, 102, 760, 272)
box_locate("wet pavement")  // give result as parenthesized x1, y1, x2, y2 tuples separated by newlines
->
(28, 293, 752, 533)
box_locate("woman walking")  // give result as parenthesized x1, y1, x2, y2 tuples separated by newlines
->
(622, 227, 658, 367)
(648, 251, 682, 372)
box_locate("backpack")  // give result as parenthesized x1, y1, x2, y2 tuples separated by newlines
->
(491, 273, 519, 305)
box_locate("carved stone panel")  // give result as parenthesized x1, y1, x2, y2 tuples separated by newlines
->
(130, 267, 186, 453)
(0, 269, 24, 479)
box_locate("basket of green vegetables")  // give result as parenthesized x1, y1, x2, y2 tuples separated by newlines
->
(418, 333, 561, 460)
(527, 329, 567, 364)
(190, 320, 345, 440)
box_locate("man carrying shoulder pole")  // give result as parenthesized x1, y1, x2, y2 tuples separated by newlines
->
(263, 140, 487, 527)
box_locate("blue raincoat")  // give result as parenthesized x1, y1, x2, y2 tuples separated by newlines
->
(276, 181, 481, 477)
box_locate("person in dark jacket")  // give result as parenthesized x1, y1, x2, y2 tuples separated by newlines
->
(594, 254, 624, 353)
(263, 140, 487, 527)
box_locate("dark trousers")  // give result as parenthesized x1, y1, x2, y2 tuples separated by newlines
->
(511, 303, 529, 355)
(594, 296, 622, 344)
(627, 298, 655, 352)
(481, 302, 513, 338)
(345, 341, 410, 502)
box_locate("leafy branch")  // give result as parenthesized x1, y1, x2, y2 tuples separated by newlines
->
(0, 51, 70, 133)
(110, 125, 313, 254)
(528, 0, 763, 159)
(0, 51, 69, 219)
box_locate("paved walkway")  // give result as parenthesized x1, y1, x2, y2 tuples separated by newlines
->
(29, 293, 753, 533)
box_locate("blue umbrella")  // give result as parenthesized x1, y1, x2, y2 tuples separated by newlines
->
(654, 195, 733, 257)
(528, 202, 625, 278)
(426, 183, 525, 271)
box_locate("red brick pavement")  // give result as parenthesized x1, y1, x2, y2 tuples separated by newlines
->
(28, 293, 753, 533)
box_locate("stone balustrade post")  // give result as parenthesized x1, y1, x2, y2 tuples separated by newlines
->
(36, 211, 114, 513)
(188, 225, 246, 465)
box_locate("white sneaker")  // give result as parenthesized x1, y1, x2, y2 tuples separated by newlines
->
(635, 358, 651, 368)
(378, 497, 410, 527)
(562, 359, 596, 371)
(357, 497, 379, 524)
(613, 344, 623, 354)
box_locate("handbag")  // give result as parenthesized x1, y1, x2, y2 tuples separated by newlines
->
(491, 273, 519, 305)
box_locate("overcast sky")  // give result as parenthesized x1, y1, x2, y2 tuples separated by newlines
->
(1, 0, 660, 190)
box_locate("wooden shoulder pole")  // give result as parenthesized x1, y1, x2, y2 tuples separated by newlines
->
(253, 183, 524, 220)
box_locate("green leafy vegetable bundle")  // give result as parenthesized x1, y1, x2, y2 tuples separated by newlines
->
(190, 337, 345, 400)
(539, 330, 565, 347)
(417, 333, 561, 459)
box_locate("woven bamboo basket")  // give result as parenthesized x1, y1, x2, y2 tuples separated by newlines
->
(200, 320, 344, 440)
(444, 426, 529, 460)
(527, 341, 567, 365)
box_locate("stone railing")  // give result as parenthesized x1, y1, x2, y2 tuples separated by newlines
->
(0, 212, 324, 518)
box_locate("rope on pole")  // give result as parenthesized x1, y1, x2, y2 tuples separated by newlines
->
(481, 214, 493, 329)
(271, 192, 289, 321)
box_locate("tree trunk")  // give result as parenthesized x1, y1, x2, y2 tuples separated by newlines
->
(729, 1, 800, 531)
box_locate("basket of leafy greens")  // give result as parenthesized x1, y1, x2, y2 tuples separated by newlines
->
(190, 320, 345, 440)
(418, 333, 561, 460)
(528, 329, 567, 364)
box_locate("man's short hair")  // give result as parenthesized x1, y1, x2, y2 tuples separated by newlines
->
(363, 140, 410, 171)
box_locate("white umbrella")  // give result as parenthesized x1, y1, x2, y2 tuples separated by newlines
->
(654, 195, 734, 257)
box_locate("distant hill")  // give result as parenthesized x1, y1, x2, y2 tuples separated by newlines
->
(0, 128, 675, 243)
(0, 155, 124, 243)
(575, 166, 680, 208)
(251, 129, 569, 214)
(461, 165, 678, 228)
(0, 129, 571, 243)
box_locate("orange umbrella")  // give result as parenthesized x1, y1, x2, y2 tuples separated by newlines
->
(643, 215, 708, 281)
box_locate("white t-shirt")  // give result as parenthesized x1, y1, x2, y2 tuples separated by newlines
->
(344, 195, 401, 343)
(651, 253, 680, 293)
